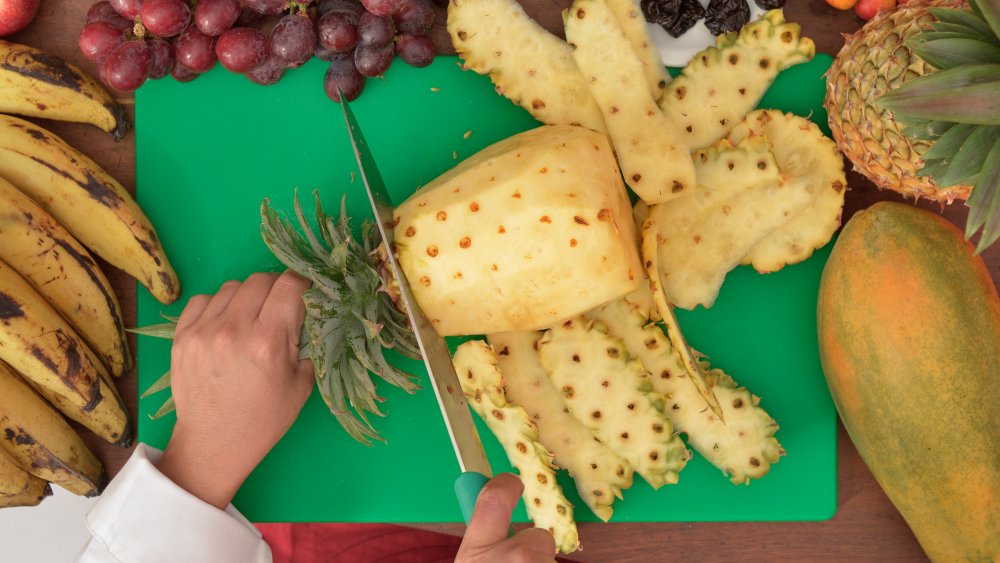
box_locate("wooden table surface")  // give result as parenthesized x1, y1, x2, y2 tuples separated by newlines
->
(10, 1, 997, 561)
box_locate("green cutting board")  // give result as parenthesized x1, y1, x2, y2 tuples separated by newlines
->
(135, 54, 837, 523)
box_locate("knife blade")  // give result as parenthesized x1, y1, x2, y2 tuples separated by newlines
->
(339, 99, 492, 523)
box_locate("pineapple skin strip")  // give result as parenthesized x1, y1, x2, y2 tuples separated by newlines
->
(565, 0, 696, 205)
(453, 341, 581, 554)
(537, 317, 689, 489)
(731, 110, 848, 273)
(487, 331, 634, 522)
(659, 9, 816, 150)
(448, 0, 606, 134)
(599, 0, 671, 102)
(588, 297, 785, 484)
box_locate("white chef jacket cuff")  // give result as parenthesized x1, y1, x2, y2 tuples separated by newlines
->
(83, 443, 270, 563)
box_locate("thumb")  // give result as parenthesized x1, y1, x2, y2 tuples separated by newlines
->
(460, 473, 523, 550)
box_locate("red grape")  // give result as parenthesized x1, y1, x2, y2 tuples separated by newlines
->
(78, 21, 126, 62)
(216, 27, 267, 73)
(246, 57, 285, 85)
(194, 0, 239, 36)
(354, 42, 393, 77)
(140, 0, 190, 38)
(317, 0, 364, 17)
(241, 0, 285, 16)
(314, 44, 338, 62)
(362, 0, 404, 17)
(101, 40, 151, 91)
(175, 25, 216, 72)
(86, 1, 132, 30)
(324, 53, 364, 101)
(269, 13, 316, 68)
(109, 0, 142, 19)
(357, 11, 392, 47)
(169, 59, 198, 82)
(395, 33, 433, 67)
(235, 6, 264, 26)
(393, 0, 433, 35)
(317, 11, 358, 53)
(147, 38, 173, 78)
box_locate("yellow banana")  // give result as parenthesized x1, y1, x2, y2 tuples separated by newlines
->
(0, 114, 180, 304)
(0, 258, 105, 410)
(0, 40, 130, 140)
(0, 361, 106, 497)
(30, 366, 131, 447)
(0, 474, 51, 508)
(0, 176, 130, 376)
(0, 447, 29, 495)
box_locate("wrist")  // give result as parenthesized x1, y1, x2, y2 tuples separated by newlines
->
(156, 425, 247, 510)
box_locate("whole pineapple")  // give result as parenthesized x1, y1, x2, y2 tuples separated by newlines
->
(825, 0, 973, 204)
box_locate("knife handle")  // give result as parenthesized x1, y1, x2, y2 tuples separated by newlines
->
(454, 471, 489, 524)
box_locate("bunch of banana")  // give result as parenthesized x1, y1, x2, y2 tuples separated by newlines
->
(0, 39, 183, 507)
(0, 40, 130, 140)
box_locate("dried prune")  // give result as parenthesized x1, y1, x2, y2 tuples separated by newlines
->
(705, 0, 750, 35)
(754, 0, 785, 8)
(641, 0, 706, 38)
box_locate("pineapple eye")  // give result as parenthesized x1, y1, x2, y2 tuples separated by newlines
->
(733, 398, 744, 408)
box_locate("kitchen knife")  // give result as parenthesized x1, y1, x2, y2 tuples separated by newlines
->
(339, 99, 493, 524)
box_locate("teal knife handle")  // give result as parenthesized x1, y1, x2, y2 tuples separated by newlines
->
(454, 471, 489, 524)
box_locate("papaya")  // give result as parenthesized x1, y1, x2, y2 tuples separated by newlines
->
(817, 201, 1000, 562)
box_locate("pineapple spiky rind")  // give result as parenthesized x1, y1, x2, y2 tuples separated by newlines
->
(537, 317, 689, 489)
(452, 341, 581, 554)
(447, 0, 606, 133)
(487, 331, 634, 521)
(660, 9, 815, 150)
(565, 0, 695, 204)
(825, 0, 973, 205)
(587, 296, 784, 484)
(730, 110, 848, 273)
(393, 125, 641, 336)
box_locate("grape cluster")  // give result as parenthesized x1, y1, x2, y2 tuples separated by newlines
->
(78, 0, 437, 99)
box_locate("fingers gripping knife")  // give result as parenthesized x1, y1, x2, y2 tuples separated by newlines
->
(339, 99, 492, 524)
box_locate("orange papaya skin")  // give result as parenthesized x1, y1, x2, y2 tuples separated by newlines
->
(818, 202, 1000, 562)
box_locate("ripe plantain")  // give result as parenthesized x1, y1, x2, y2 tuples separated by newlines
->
(0, 114, 179, 304)
(0, 176, 130, 376)
(0, 258, 106, 411)
(0, 474, 51, 508)
(0, 40, 130, 140)
(0, 361, 106, 497)
(28, 367, 131, 447)
(0, 447, 30, 495)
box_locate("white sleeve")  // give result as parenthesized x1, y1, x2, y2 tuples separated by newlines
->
(77, 444, 272, 563)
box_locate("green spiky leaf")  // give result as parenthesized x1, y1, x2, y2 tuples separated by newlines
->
(918, 157, 950, 178)
(967, 135, 1000, 252)
(878, 64, 1000, 124)
(904, 119, 955, 141)
(937, 126, 1000, 186)
(150, 396, 175, 420)
(967, 0, 1000, 44)
(923, 123, 977, 160)
(127, 319, 177, 339)
(141, 370, 171, 399)
(911, 38, 1000, 69)
(928, 8, 998, 43)
(915, 30, 992, 43)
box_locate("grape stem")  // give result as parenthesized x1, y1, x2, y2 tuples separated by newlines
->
(132, 19, 147, 40)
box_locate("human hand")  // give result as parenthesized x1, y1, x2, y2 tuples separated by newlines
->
(156, 271, 314, 509)
(456, 473, 557, 563)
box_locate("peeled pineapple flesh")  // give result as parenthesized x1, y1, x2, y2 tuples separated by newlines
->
(452, 340, 580, 554)
(394, 125, 641, 336)
(599, 0, 671, 102)
(487, 331, 634, 521)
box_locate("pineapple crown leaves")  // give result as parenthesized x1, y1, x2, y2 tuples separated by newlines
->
(876, 1, 1000, 252)
(261, 191, 421, 446)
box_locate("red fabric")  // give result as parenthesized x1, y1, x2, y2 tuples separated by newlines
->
(256, 523, 463, 563)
